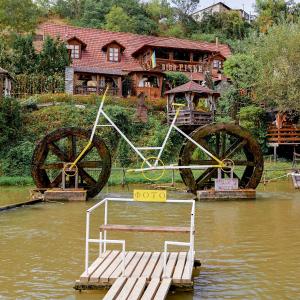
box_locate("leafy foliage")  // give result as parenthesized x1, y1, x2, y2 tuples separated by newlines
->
(165, 72, 189, 88)
(0, 0, 39, 33)
(38, 36, 70, 74)
(0, 97, 22, 150)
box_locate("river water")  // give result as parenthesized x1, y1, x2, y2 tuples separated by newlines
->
(0, 181, 299, 299)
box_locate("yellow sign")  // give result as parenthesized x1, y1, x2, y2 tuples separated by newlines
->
(133, 189, 167, 202)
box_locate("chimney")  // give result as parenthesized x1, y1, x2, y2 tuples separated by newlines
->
(216, 37, 219, 49)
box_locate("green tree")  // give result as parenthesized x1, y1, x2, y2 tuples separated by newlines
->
(0, 0, 40, 33)
(11, 35, 38, 74)
(252, 22, 300, 111)
(255, 0, 288, 32)
(38, 36, 70, 75)
(104, 6, 134, 32)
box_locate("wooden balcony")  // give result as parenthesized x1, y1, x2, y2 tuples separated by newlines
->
(75, 85, 119, 96)
(267, 125, 300, 145)
(167, 110, 213, 126)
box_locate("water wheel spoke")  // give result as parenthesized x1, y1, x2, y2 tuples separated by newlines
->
(234, 160, 255, 167)
(49, 172, 62, 188)
(48, 142, 68, 161)
(215, 132, 220, 156)
(190, 160, 218, 166)
(224, 139, 247, 159)
(67, 135, 77, 161)
(78, 168, 97, 186)
(220, 131, 226, 158)
(196, 168, 217, 185)
(41, 162, 64, 169)
(78, 161, 103, 168)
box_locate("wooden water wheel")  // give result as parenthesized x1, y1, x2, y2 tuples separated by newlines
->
(31, 127, 111, 198)
(179, 123, 264, 193)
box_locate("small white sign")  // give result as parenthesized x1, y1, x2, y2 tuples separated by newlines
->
(215, 178, 239, 191)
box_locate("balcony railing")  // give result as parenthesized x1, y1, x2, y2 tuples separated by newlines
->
(75, 85, 119, 96)
(267, 125, 300, 145)
(167, 110, 213, 126)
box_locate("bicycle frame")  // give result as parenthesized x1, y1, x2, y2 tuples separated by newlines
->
(72, 87, 225, 173)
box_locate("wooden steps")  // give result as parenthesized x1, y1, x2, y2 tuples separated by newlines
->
(103, 277, 171, 300)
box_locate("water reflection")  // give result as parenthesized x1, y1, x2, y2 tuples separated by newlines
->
(0, 181, 299, 299)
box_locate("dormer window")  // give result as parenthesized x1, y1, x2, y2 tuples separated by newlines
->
(213, 60, 222, 69)
(102, 40, 125, 63)
(109, 47, 120, 62)
(66, 36, 87, 60)
(69, 44, 80, 59)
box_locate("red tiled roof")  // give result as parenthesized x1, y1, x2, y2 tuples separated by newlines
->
(39, 23, 231, 74)
(165, 81, 220, 95)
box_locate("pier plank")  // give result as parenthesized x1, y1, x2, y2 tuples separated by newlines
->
(79, 250, 111, 282)
(109, 252, 136, 283)
(101, 252, 125, 283)
(151, 252, 169, 279)
(127, 277, 147, 300)
(140, 278, 160, 300)
(102, 277, 127, 300)
(173, 252, 187, 283)
(124, 252, 144, 277)
(141, 252, 161, 280)
(89, 250, 120, 283)
(116, 277, 137, 300)
(132, 252, 152, 278)
(153, 278, 172, 300)
(181, 252, 193, 283)
(164, 252, 178, 278)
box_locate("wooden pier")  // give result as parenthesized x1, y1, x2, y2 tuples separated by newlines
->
(74, 196, 197, 299)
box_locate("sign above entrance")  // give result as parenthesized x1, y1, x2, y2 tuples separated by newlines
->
(161, 63, 204, 73)
(133, 189, 167, 202)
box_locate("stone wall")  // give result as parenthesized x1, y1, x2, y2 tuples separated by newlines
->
(65, 67, 74, 94)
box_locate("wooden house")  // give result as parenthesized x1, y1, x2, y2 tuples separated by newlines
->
(36, 23, 231, 100)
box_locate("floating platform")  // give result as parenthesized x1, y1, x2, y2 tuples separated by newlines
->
(75, 196, 197, 299)
(197, 189, 256, 200)
(44, 188, 87, 201)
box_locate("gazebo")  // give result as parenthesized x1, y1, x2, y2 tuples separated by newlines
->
(165, 80, 220, 126)
(0, 67, 13, 98)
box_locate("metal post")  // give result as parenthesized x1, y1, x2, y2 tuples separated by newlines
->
(75, 172, 78, 189)
(104, 199, 108, 252)
(122, 242, 126, 276)
(163, 243, 167, 278)
(85, 212, 90, 275)
(171, 169, 175, 187)
(62, 167, 66, 189)
(99, 231, 103, 256)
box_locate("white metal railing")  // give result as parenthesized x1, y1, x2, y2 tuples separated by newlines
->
(84, 197, 195, 279)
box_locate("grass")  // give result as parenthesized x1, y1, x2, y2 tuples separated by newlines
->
(0, 160, 296, 187)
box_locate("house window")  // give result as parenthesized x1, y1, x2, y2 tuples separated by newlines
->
(109, 47, 119, 62)
(213, 60, 222, 69)
(69, 44, 80, 59)
(155, 48, 169, 59)
(173, 50, 190, 61)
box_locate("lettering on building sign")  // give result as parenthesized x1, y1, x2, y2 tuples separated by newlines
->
(161, 63, 203, 73)
(133, 189, 167, 202)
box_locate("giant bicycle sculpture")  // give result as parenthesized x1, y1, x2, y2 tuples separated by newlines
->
(31, 87, 264, 198)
